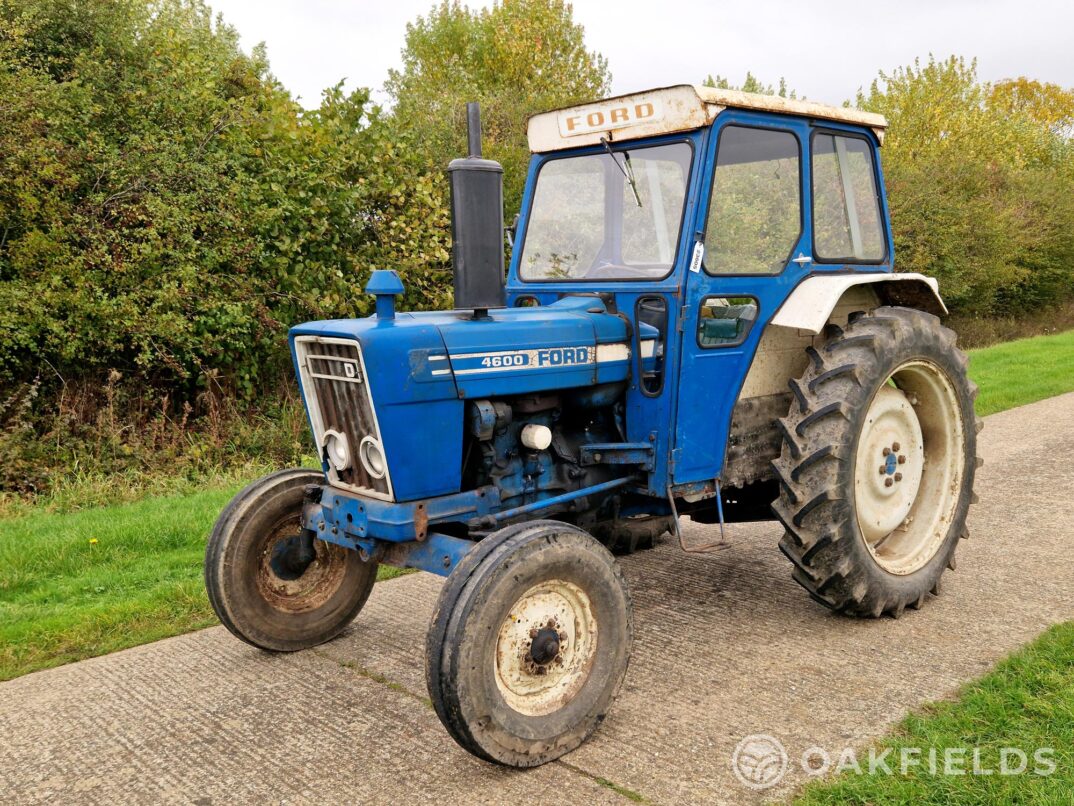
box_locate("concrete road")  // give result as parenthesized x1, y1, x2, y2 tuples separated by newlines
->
(2, 393, 1073, 805)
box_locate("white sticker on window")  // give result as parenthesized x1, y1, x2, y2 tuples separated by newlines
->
(689, 241, 705, 273)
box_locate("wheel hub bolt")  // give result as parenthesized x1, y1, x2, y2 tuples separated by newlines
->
(882, 447, 891, 456)
(529, 627, 561, 666)
(892, 441, 901, 451)
(885, 477, 894, 487)
(898, 455, 906, 464)
(894, 472, 903, 482)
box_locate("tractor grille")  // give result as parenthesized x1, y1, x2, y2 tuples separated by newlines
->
(294, 336, 392, 499)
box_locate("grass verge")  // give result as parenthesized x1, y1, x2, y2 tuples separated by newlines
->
(1, 327, 1073, 682)
(968, 328, 1074, 416)
(0, 485, 404, 681)
(797, 622, 1074, 804)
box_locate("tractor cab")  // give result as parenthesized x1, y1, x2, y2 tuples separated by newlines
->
(509, 85, 923, 496)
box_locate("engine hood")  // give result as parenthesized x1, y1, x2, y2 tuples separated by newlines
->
(290, 296, 635, 401)
(288, 297, 639, 502)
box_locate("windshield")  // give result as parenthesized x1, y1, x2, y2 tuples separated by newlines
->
(519, 141, 692, 281)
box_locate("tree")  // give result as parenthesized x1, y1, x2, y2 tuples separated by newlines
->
(0, 0, 456, 401)
(989, 77, 1074, 139)
(0, 0, 276, 390)
(385, 0, 610, 214)
(0, 0, 464, 489)
(855, 56, 1074, 314)
(703, 72, 796, 98)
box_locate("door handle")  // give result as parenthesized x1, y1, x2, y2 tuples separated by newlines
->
(792, 253, 812, 265)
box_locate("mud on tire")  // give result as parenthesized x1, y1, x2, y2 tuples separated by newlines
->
(205, 469, 378, 651)
(772, 307, 982, 618)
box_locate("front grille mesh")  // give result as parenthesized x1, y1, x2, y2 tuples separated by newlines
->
(298, 338, 390, 497)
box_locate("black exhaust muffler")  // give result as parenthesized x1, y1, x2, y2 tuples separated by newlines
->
(447, 102, 505, 317)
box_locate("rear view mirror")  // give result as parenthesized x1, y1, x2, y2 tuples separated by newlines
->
(505, 213, 520, 248)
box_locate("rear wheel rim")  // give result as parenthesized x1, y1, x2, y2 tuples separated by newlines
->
(494, 579, 598, 717)
(854, 360, 966, 575)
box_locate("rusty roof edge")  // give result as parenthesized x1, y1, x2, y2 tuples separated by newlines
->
(693, 86, 887, 130)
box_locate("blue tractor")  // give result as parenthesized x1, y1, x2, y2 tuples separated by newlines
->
(206, 86, 980, 766)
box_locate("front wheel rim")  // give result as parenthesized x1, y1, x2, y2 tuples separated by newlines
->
(254, 516, 349, 613)
(494, 579, 598, 717)
(854, 360, 966, 575)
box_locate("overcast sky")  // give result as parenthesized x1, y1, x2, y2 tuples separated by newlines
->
(208, 0, 1074, 109)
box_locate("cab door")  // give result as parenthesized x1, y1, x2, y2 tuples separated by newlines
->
(672, 115, 812, 485)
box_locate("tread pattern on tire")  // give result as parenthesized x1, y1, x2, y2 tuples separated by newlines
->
(772, 306, 982, 618)
(204, 468, 319, 645)
(425, 520, 562, 762)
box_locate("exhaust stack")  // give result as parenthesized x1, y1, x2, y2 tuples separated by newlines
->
(447, 102, 506, 317)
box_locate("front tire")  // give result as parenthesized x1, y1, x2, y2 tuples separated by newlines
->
(773, 307, 981, 618)
(425, 520, 632, 767)
(205, 469, 378, 651)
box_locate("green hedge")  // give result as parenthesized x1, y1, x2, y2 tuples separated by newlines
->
(0, 3, 1071, 494)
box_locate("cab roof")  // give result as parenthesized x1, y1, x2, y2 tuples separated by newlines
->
(526, 84, 887, 153)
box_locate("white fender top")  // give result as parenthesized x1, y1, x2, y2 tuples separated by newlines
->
(770, 273, 947, 334)
(527, 85, 887, 153)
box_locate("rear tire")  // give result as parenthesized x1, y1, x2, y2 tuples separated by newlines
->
(205, 469, 378, 651)
(773, 307, 981, 618)
(425, 520, 632, 766)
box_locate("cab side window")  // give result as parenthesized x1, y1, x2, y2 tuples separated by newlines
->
(812, 133, 885, 262)
(704, 126, 801, 275)
(697, 297, 758, 348)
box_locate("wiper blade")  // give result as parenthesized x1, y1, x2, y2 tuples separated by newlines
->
(601, 137, 642, 208)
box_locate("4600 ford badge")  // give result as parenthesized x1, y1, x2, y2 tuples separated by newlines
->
(449, 345, 637, 375)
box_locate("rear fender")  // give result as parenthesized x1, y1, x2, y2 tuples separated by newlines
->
(719, 273, 947, 488)
(770, 273, 947, 335)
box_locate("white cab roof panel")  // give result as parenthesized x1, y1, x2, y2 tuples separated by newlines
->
(527, 84, 887, 153)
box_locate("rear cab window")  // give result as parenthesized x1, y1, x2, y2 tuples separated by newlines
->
(812, 132, 886, 262)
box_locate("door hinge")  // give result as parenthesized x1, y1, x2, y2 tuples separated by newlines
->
(676, 304, 689, 333)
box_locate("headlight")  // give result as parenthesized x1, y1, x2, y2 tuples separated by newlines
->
(322, 429, 351, 471)
(359, 436, 387, 479)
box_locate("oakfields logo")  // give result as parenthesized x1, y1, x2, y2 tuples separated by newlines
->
(731, 734, 1057, 791)
(732, 735, 788, 790)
